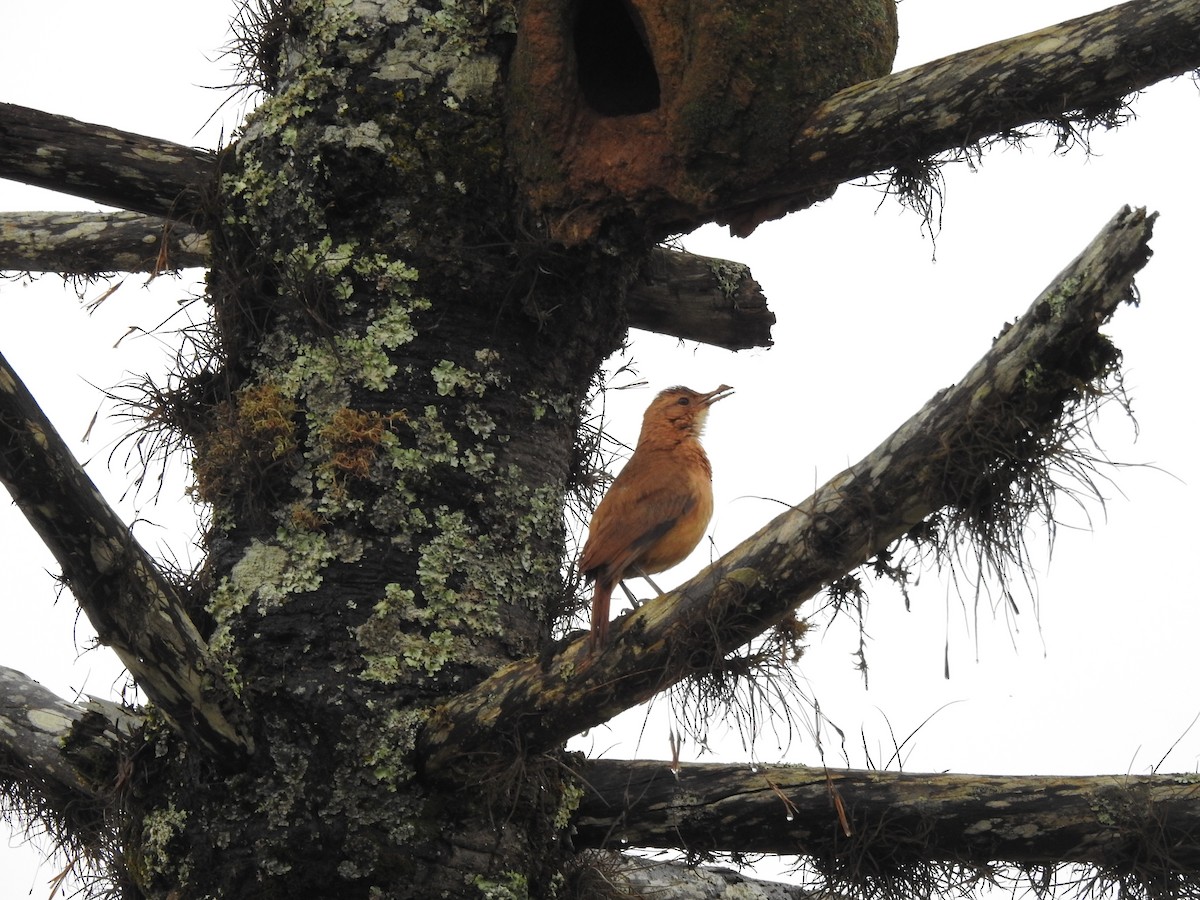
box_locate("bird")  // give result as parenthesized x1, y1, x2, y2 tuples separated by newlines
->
(580, 384, 733, 648)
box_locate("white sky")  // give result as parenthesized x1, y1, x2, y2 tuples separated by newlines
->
(2, 1, 1198, 895)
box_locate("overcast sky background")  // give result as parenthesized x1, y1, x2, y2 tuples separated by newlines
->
(2, 1, 1198, 895)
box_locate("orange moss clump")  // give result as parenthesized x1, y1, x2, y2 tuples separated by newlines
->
(191, 382, 299, 507)
(317, 407, 407, 496)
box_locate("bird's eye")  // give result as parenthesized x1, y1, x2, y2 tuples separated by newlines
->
(676, 397, 690, 406)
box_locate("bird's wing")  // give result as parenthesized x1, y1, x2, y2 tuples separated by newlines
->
(624, 489, 694, 555)
(580, 479, 697, 580)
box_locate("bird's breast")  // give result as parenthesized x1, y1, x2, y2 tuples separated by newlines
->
(634, 445, 714, 574)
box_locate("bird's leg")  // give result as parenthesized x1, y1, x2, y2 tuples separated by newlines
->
(619, 568, 666, 610)
(636, 568, 665, 596)
(618, 581, 640, 607)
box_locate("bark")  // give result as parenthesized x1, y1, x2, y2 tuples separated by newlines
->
(88, 1, 629, 894)
(721, 0, 1200, 233)
(0, 103, 215, 222)
(577, 760, 1200, 873)
(0, 210, 210, 274)
(0, 211, 773, 349)
(418, 206, 1153, 772)
(0, 348, 250, 758)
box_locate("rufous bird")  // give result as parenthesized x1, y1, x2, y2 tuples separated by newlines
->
(580, 384, 734, 648)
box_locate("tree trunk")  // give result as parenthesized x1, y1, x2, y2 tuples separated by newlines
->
(114, 2, 631, 896)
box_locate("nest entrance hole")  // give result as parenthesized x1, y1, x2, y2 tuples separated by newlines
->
(573, 0, 661, 116)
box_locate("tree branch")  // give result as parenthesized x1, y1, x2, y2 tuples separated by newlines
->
(629, 248, 775, 350)
(0, 103, 216, 223)
(720, 0, 1200, 234)
(0, 211, 775, 349)
(0, 351, 251, 758)
(576, 760, 1200, 874)
(0, 211, 210, 274)
(0, 665, 138, 801)
(418, 206, 1154, 772)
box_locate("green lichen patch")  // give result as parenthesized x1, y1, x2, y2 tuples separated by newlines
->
(267, 291, 430, 409)
(471, 871, 530, 900)
(135, 802, 189, 886)
(205, 527, 349, 684)
(358, 709, 425, 789)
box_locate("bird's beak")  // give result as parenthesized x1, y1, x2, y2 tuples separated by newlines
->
(699, 385, 734, 407)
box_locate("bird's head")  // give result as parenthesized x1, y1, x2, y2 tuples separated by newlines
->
(640, 384, 734, 441)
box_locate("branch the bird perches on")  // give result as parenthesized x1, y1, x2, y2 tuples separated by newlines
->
(418, 205, 1154, 774)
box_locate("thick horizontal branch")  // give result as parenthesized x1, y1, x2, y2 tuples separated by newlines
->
(418, 206, 1154, 773)
(628, 248, 775, 350)
(576, 760, 1200, 873)
(0, 665, 139, 801)
(0, 103, 216, 223)
(0, 210, 210, 274)
(0, 352, 251, 758)
(0, 210, 772, 349)
(720, 0, 1200, 234)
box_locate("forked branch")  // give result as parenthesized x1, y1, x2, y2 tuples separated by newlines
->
(418, 206, 1154, 773)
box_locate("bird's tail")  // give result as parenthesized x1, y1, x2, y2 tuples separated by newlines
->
(589, 579, 615, 649)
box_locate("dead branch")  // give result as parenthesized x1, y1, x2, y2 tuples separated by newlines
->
(0, 210, 210, 274)
(0, 210, 775, 349)
(629, 247, 775, 350)
(577, 759, 1200, 874)
(0, 351, 251, 758)
(0, 103, 215, 223)
(417, 206, 1154, 773)
(575, 851, 819, 898)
